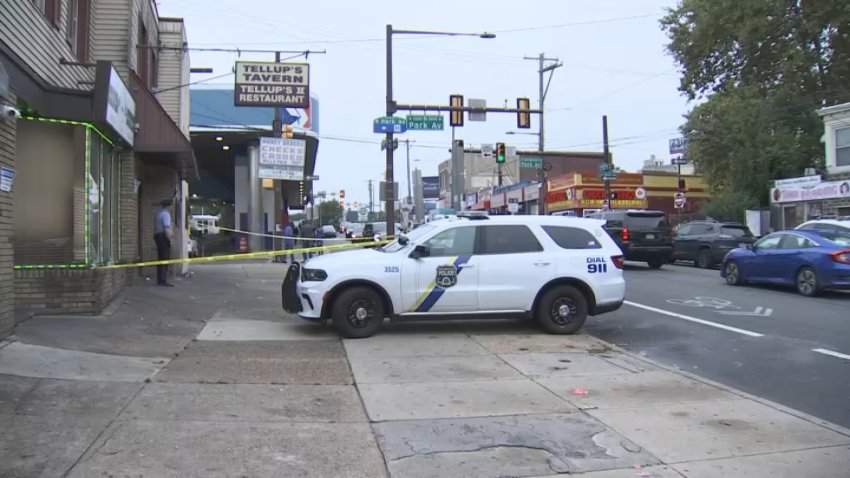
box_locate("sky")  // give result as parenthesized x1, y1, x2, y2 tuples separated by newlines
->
(159, 0, 688, 209)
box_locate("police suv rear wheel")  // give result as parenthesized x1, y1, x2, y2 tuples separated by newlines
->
(332, 287, 384, 338)
(537, 285, 588, 335)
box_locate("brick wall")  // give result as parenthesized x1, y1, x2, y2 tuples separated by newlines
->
(120, 150, 139, 264)
(14, 268, 131, 315)
(0, 95, 17, 337)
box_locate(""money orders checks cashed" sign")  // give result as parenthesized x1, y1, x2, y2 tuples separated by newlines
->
(234, 61, 310, 108)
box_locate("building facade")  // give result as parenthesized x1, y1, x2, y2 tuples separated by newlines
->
(0, 0, 195, 336)
(768, 103, 850, 229)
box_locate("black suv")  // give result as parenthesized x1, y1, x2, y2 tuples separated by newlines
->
(672, 221, 755, 268)
(588, 210, 673, 269)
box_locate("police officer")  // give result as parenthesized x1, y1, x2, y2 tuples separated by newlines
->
(153, 199, 174, 287)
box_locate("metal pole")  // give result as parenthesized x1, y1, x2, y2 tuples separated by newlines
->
(385, 25, 395, 235)
(538, 53, 546, 215)
(368, 179, 374, 221)
(498, 163, 503, 187)
(602, 115, 611, 209)
(272, 51, 283, 259)
(405, 139, 412, 203)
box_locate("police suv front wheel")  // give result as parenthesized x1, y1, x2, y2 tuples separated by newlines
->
(536, 285, 588, 335)
(331, 287, 385, 339)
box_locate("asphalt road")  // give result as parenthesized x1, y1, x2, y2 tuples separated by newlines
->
(586, 262, 850, 429)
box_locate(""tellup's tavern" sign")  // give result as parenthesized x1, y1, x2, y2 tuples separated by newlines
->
(234, 61, 310, 108)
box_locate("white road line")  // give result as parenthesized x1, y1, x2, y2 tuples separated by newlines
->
(812, 348, 850, 361)
(624, 300, 764, 337)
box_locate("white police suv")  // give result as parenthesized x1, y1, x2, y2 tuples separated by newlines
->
(282, 213, 625, 338)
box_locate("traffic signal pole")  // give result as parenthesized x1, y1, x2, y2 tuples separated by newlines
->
(603, 115, 612, 208)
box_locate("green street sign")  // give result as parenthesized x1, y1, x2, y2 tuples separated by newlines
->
(406, 115, 444, 131)
(520, 157, 542, 169)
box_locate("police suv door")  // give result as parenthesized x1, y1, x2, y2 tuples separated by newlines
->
(404, 226, 479, 313)
(475, 224, 554, 311)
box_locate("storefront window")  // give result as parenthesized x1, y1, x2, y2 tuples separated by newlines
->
(13, 118, 121, 268)
(88, 131, 122, 264)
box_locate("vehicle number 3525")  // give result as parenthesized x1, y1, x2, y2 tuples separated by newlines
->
(587, 257, 608, 274)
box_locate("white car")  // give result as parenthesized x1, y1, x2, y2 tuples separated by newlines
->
(795, 218, 850, 234)
(282, 214, 626, 338)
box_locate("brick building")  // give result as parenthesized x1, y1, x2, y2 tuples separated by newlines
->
(0, 0, 195, 336)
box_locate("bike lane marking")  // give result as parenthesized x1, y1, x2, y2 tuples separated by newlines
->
(624, 300, 765, 337)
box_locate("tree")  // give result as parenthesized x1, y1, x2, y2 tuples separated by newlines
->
(289, 213, 306, 222)
(317, 201, 343, 226)
(661, 0, 850, 205)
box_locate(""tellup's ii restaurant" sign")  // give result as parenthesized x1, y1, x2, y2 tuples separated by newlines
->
(234, 61, 310, 108)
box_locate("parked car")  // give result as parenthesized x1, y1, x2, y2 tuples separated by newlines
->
(672, 221, 755, 268)
(587, 210, 673, 269)
(321, 225, 337, 238)
(721, 230, 850, 296)
(795, 218, 850, 234)
(356, 222, 403, 242)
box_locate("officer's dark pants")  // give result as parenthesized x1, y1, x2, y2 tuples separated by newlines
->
(154, 232, 171, 284)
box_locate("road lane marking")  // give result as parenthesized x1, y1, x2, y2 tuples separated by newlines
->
(624, 300, 764, 337)
(812, 348, 850, 361)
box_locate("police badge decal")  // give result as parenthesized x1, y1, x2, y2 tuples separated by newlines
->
(435, 264, 458, 288)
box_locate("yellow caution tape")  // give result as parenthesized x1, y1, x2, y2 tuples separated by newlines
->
(102, 240, 390, 269)
(216, 226, 396, 242)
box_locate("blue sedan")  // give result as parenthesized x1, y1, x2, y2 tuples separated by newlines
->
(720, 230, 850, 296)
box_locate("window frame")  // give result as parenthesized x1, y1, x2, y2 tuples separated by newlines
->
(836, 126, 850, 168)
(541, 225, 602, 250)
(475, 224, 543, 256)
(420, 226, 477, 257)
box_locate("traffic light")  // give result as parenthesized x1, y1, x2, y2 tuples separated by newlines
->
(449, 94, 464, 127)
(517, 97, 531, 129)
(283, 124, 294, 139)
(496, 143, 506, 164)
(339, 189, 346, 199)
(340, 200, 345, 208)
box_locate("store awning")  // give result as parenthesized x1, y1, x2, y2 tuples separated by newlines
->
(131, 71, 198, 179)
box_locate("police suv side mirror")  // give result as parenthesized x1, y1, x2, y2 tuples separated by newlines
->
(410, 245, 430, 259)
(398, 236, 409, 246)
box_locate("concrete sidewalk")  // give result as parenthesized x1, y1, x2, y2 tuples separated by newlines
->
(1, 263, 849, 477)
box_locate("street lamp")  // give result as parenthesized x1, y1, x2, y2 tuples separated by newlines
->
(385, 25, 495, 235)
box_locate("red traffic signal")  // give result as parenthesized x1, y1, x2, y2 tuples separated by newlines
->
(339, 189, 346, 199)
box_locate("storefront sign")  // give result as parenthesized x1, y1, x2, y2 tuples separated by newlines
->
(582, 198, 646, 208)
(235, 61, 310, 108)
(506, 187, 523, 204)
(422, 176, 440, 199)
(523, 184, 540, 201)
(258, 137, 306, 180)
(0, 166, 15, 192)
(94, 63, 136, 145)
(582, 173, 643, 185)
(582, 189, 638, 200)
(774, 175, 821, 188)
(547, 190, 568, 203)
(491, 193, 506, 208)
(771, 180, 850, 203)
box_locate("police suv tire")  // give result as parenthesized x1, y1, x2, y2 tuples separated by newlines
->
(332, 287, 385, 339)
(536, 285, 588, 335)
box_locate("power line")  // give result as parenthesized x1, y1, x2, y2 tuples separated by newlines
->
(494, 13, 661, 34)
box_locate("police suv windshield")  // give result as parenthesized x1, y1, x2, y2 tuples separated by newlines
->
(380, 224, 437, 252)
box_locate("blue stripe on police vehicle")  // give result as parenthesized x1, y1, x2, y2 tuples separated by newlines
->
(412, 255, 472, 312)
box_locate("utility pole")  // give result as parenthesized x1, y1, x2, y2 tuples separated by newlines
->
(524, 53, 562, 215)
(368, 179, 374, 222)
(602, 115, 612, 208)
(404, 139, 414, 203)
